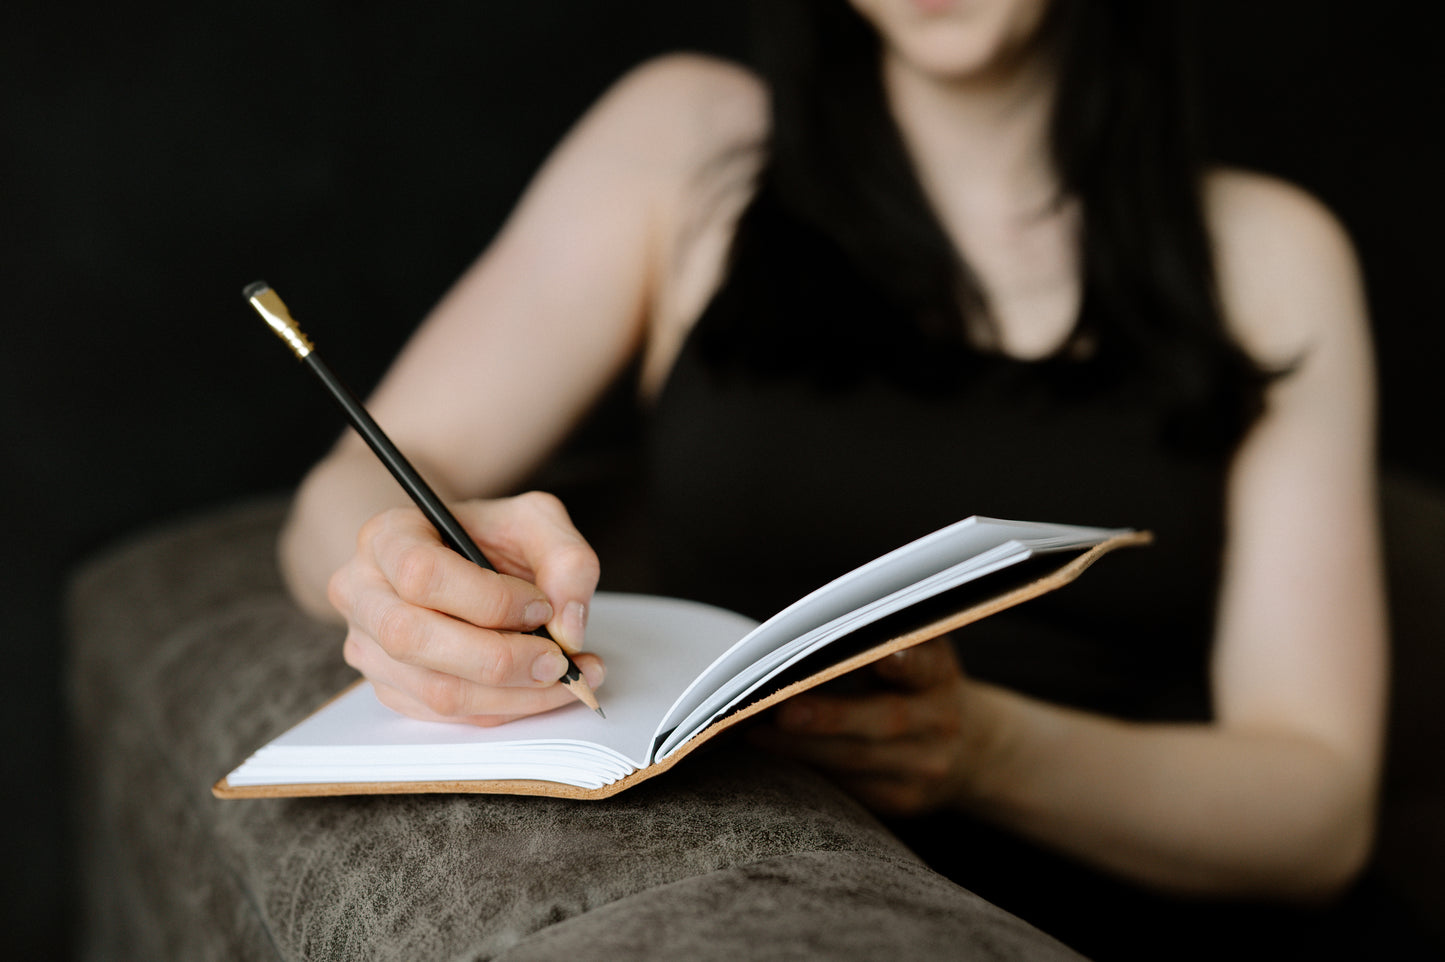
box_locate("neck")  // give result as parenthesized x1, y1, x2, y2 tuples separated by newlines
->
(881, 49, 1059, 214)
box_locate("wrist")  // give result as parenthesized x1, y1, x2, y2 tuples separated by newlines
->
(949, 680, 1020, 814)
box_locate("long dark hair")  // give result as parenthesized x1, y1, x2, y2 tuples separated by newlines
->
(735, 0, 1274, 450)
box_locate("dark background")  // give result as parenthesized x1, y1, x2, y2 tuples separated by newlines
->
(2, 2, 1439, 958)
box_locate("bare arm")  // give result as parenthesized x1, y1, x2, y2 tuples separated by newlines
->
(279, 56, 767, 722)
(282, 64, 665, 617)
(760, 172, 1387, 899)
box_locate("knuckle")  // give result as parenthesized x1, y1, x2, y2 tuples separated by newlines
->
(469, 714, 514, 729)
(884, 701, 912, 737)
(797, 701, 830, 732)
(553, 540, 601, 583)
(357, 510, 392, 547)
(341, 632, 366, 670)
(417, 674, 465, 718)
(370, 684, 410, 716)
(516, 489, 566, 519)
(467, 570, 517, 627)
(391, 543, 443, 603)
(325, 566, 352, 612)
(359, 507, 423, 554)
(375, 602, 427, 663)
(917, 753, 953, 782)
(475, 637, 519, 687)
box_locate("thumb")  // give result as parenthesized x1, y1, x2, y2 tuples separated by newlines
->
(871, 637, 961, 691)
(457, 492, 600, 654)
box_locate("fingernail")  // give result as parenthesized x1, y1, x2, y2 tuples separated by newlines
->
(524, 599, 554, 627)
(531, 650, 568, 683)
(557, 601, 587, 651)
(877, 650, 911, 677)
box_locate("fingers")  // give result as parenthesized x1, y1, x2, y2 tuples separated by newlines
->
(869, 637, 961, 691)
(749, 684, 967, 817)
(747, 709, 963, 817)
(751, 723, 955, 779)
(453, 492, 601, 653)
(331, 553, 588, 687)
(756, 685, 961, 773)
(345, 626, 606, 723)
(764, 640, 964, 739)
(774, 685, 961, 740)
(748, 647, 967, 815)
(749, 644, 976, 817)
(359, 508, 558, 634)
(327, 493, 606, 727)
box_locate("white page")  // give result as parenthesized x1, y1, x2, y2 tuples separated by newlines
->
(711, 529, 1106, 712)
(657, 527, 1124, 759)
(657, 545, 1032, 758)
(233, 759, 633, 791)
(654, 517, 1118, 741)
(225, 593, 759, 788)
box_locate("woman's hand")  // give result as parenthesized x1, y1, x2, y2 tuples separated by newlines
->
(749, 638, 986, 816)
(325, 491, 605, 727)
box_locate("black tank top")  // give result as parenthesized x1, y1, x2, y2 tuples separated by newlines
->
(640, 182, 1416, 961)
(646, 181, 1228, 724)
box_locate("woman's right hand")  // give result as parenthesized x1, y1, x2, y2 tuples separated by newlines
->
(325, 491, 605, 727)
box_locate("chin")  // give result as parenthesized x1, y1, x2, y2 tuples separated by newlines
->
(850, 0, 1052, 83)
(896, 25, 1018, 80)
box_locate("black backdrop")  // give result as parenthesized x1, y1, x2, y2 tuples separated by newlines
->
(2, 2, 1438, 957)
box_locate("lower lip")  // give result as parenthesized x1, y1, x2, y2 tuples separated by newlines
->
(909, 0, 956, 13)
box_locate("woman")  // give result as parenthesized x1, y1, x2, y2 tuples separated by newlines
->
(279, 1, 1391, 956)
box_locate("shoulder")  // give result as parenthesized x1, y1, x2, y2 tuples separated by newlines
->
(1202, 168, 1368, 367)
(610, 53, 768, 119)
(578, 54, 769, 174)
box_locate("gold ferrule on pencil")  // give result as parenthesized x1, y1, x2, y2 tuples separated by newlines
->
(246, 283, 314, 359)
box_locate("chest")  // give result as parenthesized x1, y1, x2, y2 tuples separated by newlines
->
(644, 350, 1225, 720)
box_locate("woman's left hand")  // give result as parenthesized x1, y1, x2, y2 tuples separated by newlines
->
(748, 637, 984, 817)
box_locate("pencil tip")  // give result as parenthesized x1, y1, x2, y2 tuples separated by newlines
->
(594, 706, 606, 719)
(558, 655, 603, 716)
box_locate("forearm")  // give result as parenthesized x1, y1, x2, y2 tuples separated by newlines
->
(961, 683, 1377, 900)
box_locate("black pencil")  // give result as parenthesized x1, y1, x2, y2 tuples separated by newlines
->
(244, 281, 603, 717)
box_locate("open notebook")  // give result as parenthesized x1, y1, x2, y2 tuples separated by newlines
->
(215, 516, 1149, 800)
